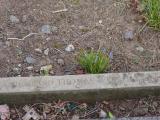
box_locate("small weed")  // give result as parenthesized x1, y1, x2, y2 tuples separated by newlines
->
(142, 0, 160, 29)
(40, 65, 53, 76)
(77, 50, 110, 74)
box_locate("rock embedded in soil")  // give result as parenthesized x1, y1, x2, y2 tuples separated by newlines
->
(65, 44, 75, 52)
(133, 107, 148, 116)
(124, 30, 134, 41)
(57, 59, 65, 66)
(35, 48, 42, 54)
(22, 15, 27, 22)
(99, 109, 107, 118)
(78, 26, 89, 32)
(136, 46, 144, 52)
(10, 15, 19, 23)
(17, 64, 22, 68)
(41, 25, 51, 34)
(44, 48, 49, 56)
(41, 25, 57, 34)
(25, 56, 37, 64)
(26, 66, 34, 71)
(12, 67, 20, 75)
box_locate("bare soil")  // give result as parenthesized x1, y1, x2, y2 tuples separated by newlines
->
(9, 96, 160, 119)
(0, 0, 160, 77)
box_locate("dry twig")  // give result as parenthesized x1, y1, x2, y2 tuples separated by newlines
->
(7, 33, 39, 41)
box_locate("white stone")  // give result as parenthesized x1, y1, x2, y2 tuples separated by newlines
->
(99, 109, 107, 118)
(44, 48, 49, 56)
(26, 66, 34, 71)
(65, 44, 75, 52)
(35, 48, 42, 54)
(136, 46, 144, 52)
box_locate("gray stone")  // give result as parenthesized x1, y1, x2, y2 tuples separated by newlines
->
(41, 25, 57, 34)
(57, 59, 65, 66)
(22, 15, 27, 22)
(153, 101, 158, 107)
(5, 41, 10, 47)
(51, 26, 58, 32)
(133, 107, 148, 116)
(99, 109, 107, 118)
(10, 15, 19, 23)
(124, 30, 134, 40)
(12, 67, 21, 75)
(41, 25, 51, 34)
(44, 48, 49, 56)
(25, 56, 36, 64)
(16, 48, 23, 55)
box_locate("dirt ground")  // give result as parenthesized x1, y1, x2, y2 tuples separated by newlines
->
(0, 0, 160, 77)
(8, 96, 160, 119)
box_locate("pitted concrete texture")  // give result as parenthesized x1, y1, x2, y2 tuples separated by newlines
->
(117, 116, 160, 120)
(91, 116, 160, 120)
(0, 71, 159, 93)
(0, 71, 160, 104)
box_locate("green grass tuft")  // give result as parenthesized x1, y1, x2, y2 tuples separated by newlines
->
(142, 0, 160, 29)
(77, 50, 110, 74)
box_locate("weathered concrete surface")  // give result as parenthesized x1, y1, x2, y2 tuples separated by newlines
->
(117, 116, 160, 120)
(0, 71, 160, 104)
(97, 116, 160, 120)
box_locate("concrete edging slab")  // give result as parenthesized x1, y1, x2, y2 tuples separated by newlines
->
(0, 71, 160, 104)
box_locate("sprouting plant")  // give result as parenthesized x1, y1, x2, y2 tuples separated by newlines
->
(142, 0, 160, 29)
(77, 50, 110, 74)
(108, 112, 114, 119)
(40, 65, 52, 76)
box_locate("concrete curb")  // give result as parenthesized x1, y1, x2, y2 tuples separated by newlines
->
(88, 116, 160, 120)
(0, 71, 160, 104)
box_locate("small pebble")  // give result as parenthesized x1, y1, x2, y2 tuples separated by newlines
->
(99, 109, 107, 118)
(124, 30, 134, 41)
(78, 26, 89, 32)
(57, 59, 65, 66)
(46, 37, 51, 41)
(35, 48, 42, 53)
(12, 67, 19, 72)
(41, 25, 51, 34)
(5, 41, 10, 47)
(65, 44, 75, 52)
(44, 48, 49, 56)
(41, 25, 57, 34)
(10, 15, 19, 23)
(99, 20, 103, 24)
(12, 67, 21, 75)
(25, 56, 36, 64)
(18, 64, 22, 67)
(101, 47, 107, 53)
(22, 15, 27, 22)
(49, 70, 54, 75)
(136, 46, 144, 52)
(26, 66, 34, 71)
